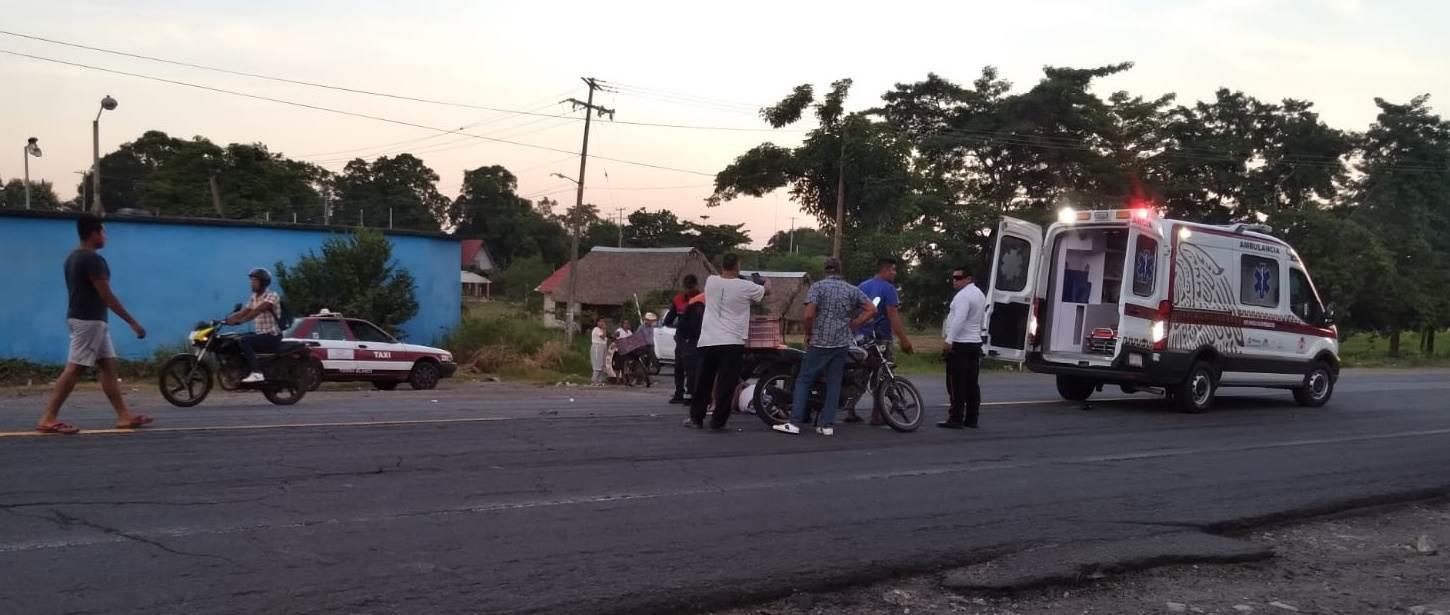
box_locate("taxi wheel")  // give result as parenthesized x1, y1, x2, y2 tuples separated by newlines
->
(409, 361, 441, 390)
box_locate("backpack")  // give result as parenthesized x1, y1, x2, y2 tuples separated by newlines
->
(271, 296, 294, 331)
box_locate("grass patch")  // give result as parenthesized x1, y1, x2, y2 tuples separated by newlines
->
(0, 344, 188, 388)
(444, 302, 591, 383)
(1339, 331, 1450, 368)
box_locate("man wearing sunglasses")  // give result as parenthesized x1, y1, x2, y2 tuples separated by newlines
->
(940, 266, 986, 429)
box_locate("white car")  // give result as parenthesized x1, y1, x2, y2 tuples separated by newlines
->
(285, 311, 457, 391)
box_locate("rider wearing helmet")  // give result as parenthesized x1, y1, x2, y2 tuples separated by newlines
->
(225, 268, 283, 383)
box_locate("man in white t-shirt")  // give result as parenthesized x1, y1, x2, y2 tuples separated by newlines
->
(687, 253, 767, 430)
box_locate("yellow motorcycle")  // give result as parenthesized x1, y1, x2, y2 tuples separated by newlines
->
(158, 319, 310, 407)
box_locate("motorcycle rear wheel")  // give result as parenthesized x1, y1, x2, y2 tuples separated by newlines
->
(752, 372, 794, 427)
(875, 377, 925, 432)
(159, 354, 213, 408)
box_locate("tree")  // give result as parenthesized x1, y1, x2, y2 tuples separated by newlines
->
(1350, 95, 1450, 354)
(1, 178, 62, 210)
(274, 229, 418, 333)
(79, 130, 330, 220)
(333, 154, 447, 232)
(763, 227, 831, 255)
(624, 209, 691, 247)
(687, 221, 751, 260)
(447, 165, 570, 267)
(710, 79, 918, 256)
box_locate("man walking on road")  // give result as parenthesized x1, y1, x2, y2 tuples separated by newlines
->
(36, 215, 152, 434)
(848, 257, 915, 424)
(940, 266, 986, 430)
(687, 253, 767, 430)
(774, 257, 876, 436)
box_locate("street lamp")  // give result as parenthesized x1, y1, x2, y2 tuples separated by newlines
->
(92, 95, 118, 214)
(551, 172, 583, 342)
(22, 137, 42, 209)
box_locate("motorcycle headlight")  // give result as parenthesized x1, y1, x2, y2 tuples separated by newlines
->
(190, 327, 213, 343)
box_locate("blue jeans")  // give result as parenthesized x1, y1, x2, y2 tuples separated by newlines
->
(791, 346, 850, 427)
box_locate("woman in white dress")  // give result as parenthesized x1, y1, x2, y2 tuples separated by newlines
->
(590, 318, 609, 385)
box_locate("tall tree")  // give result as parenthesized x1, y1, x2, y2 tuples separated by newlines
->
(333, 154, 447, 232)
(448, 165, 569, 267)
(1350, 95, 1450, 354)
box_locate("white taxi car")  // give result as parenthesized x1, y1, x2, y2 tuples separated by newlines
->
(286, 310, 457, 391)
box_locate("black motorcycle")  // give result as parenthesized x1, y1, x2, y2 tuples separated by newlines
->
(158, 319, 311, 407)
(751, 333, 925, 432)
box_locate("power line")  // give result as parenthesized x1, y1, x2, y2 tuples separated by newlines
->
(296, 89, 579, 159)
(0, 48, 717, 177)
(0, 30, 789, 133)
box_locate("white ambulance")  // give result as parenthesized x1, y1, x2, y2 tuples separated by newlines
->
(983, 207, 1340, 413)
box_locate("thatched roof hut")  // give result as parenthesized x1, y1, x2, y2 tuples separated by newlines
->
(740, 270, 812, 323)
(537, 247, 717, 306)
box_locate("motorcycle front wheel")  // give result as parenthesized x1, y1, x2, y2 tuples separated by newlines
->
(875, 377, 925, 432)
(159, 354, 213, 408)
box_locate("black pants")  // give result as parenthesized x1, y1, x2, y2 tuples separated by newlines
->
(238, 333, 282, 373)
(690, 344, 744, 427)
(946, 342, 982, 425)
(674, 340, 698, 398)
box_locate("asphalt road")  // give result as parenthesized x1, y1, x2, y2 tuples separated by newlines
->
(2, 369, 1449, 614)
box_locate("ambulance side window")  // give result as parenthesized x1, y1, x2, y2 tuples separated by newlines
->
(1239, 255, 1281, 309)
(1132, 235, 1158, 297)
(994, 236, 1031, 293)
(1289, 268, 1323, 323)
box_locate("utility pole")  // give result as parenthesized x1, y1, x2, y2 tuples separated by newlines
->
(562, 77, 615, 345)
(614, 207, 626, 247)
(832, 127, 846, 258)
(323, 194, 332, 225)
(208, 171, 224, 216)
(788, 216, 797, 254)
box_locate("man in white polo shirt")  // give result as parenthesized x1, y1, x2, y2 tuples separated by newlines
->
(940, 265, 987, 430)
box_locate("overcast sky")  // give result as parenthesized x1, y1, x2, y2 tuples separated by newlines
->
(2, 0, 1446, 245)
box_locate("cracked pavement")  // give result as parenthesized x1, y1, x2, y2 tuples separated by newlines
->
(1, 370, 1449, 614)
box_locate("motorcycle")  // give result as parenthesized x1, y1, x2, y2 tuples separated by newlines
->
(612, 330, 656, 388)
(158, 318, 311, 407)
(751, 332, 925, 432)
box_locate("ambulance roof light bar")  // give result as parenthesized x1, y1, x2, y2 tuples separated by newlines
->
(1057, 207, 1156, 225)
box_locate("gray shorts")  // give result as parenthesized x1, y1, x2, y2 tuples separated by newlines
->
(67, 318, 117, 367)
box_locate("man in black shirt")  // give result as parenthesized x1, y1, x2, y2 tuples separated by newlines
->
(36, 215, 152, 434)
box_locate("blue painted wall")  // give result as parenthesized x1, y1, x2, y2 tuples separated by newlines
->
(2, 212, 459, 364)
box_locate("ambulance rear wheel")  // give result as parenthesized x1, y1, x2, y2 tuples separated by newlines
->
(1176, 361, 1217, 414)
(1056, 376, 1096, 402)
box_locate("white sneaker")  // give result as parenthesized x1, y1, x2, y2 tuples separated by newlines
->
(241, 372, 265, 384)
(816, 426, 835, 436)
(772, 423, 801, 435)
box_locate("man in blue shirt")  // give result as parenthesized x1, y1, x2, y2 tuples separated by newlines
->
(848, 257, 915, 424)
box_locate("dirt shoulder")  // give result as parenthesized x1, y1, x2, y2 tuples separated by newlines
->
(713, 501, 1450, 615)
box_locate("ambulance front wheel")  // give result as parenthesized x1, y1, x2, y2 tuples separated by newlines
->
(1292, 361, 1335, 407)
(1056, 376, 1096, 402)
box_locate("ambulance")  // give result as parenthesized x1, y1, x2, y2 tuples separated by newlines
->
(983, 207, 1340, 413)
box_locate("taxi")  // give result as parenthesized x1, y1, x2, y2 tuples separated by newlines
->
(285, 310, 457, 391)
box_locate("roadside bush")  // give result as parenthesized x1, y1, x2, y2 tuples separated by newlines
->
(443, 303, 590, 381)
